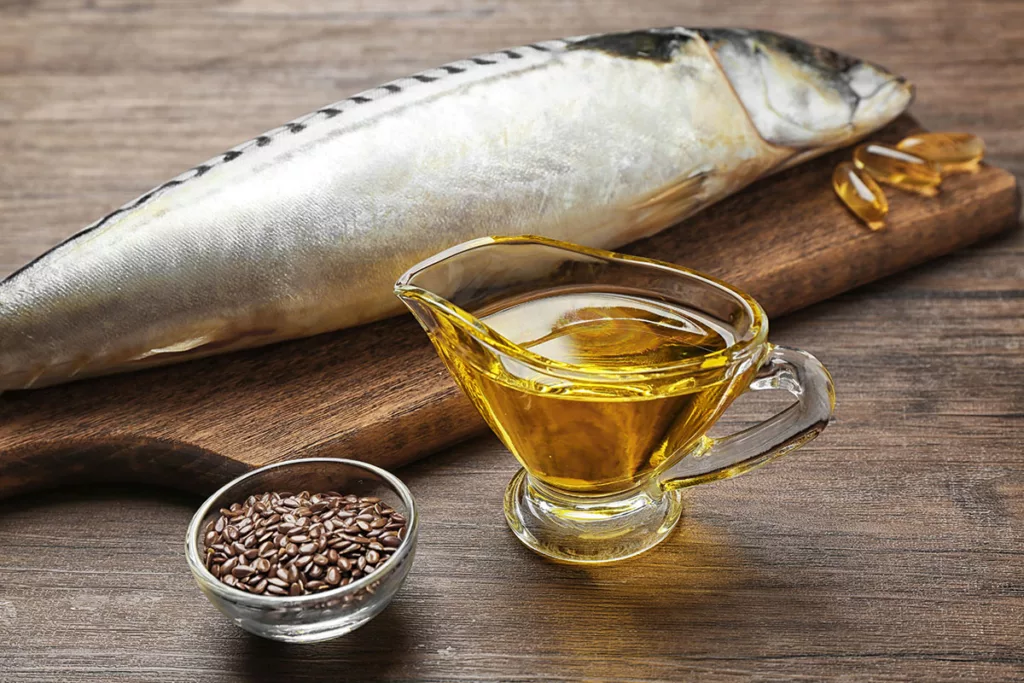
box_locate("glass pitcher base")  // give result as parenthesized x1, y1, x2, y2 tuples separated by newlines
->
(503, 469, 684, 564)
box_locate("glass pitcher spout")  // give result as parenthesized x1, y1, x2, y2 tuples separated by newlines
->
(393, 237, 549, 399)
(393, 237, 511, 356)
(394, 235, 607, 368)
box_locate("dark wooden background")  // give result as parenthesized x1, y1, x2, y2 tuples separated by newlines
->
(1, 1, 1022, 681)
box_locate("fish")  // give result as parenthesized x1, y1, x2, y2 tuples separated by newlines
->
(0, 27, 912, 390)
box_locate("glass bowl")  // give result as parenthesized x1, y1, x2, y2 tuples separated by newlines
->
(185, 458, 418, 643)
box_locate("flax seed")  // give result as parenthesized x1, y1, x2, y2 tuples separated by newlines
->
(201, 489, 407, 596)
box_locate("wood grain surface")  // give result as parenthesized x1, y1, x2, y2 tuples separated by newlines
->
(1, 1, 1022, 681)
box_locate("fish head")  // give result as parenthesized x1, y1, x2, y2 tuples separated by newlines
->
(698, 28, 913, 149)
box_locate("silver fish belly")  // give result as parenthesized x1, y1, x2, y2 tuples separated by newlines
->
(0, 28, 912, 390)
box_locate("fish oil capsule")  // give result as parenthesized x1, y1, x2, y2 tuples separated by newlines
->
(833, 162, 888, 231)
(853, 143, 942, 196)
(897, 132, 985, 174)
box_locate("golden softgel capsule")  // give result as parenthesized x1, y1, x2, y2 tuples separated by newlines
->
(833, 161, 888, 230)
(897, 132, 985, 173)
(853, 143, 942, 196)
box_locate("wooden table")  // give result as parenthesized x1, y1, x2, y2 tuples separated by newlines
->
(1, 1, 1021, 680)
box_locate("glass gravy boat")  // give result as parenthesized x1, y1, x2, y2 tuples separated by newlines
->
(396, 236, 834, 563)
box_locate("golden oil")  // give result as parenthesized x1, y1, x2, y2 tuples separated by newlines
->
(438, 290, 758, 493)
(833, 161, 888, 230)
(897, 132, 985, 174)
(853, 143, 942, 196)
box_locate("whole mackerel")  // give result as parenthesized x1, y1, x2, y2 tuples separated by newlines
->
(0, 28, 912, 390)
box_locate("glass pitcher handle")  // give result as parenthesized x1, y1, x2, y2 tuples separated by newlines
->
(661, 345, 836, 490)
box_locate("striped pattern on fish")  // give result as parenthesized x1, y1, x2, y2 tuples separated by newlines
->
(0, 28, 913, 390)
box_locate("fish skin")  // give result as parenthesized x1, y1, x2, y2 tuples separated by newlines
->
(0, 27, 912, 390)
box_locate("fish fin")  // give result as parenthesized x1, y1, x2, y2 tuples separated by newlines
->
(626, 170, 710, 240)
(130, 335, 222, 361)
(20, 367, 47, 390)
(5, 358, 88, 390)
(128, 326, 281, 362)
(631, 171, 708, 210)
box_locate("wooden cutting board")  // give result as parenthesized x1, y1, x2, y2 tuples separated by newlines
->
(0, 116, 1018, 498)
